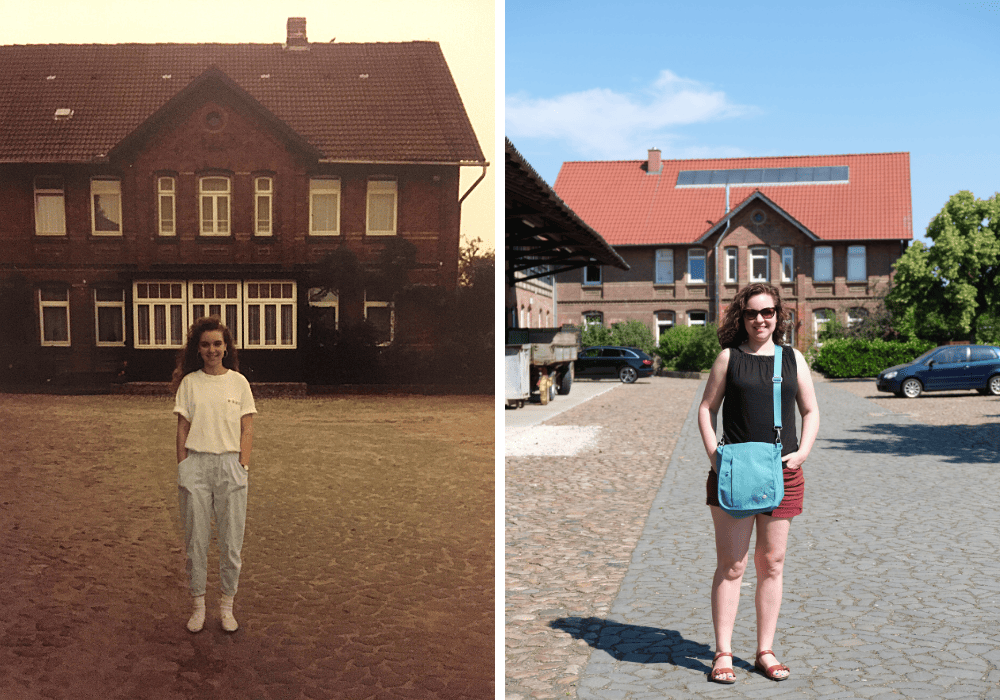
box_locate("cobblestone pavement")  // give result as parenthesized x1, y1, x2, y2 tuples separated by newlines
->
(507, 374, 1000, 699)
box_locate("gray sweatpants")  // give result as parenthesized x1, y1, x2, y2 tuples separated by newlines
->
(177, 451, 248, 597)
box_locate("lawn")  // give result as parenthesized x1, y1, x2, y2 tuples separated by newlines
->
(0, 393, 494, 699)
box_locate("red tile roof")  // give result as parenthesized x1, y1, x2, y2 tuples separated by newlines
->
(553, 152, 912, 244)
(0, 42, 484, 164)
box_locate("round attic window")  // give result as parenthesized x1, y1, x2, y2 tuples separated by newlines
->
(204, 111, 225, 131)
(751, 210, 766, 225)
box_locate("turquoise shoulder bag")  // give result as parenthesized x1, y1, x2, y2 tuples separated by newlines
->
(715, 345, 786, 519)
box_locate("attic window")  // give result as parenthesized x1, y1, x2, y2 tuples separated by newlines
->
(204, 111, 225, 131)
(54, 108, 74, 121)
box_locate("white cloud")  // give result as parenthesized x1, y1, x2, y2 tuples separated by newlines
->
(505, 69, 754, 160)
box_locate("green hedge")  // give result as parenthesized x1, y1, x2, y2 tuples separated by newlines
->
(811, 338, 935, 378)
(655, 324, 721, 372)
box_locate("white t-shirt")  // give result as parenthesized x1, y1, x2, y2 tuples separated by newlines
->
(173, 369, 257, 454)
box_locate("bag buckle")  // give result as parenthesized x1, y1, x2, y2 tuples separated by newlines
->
(772, 377, 782, 383)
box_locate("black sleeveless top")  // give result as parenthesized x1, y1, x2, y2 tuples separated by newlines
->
(721, 345, 799, 457)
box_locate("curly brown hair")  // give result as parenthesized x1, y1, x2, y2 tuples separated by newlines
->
(717, 283, 790, 349)
(169, 317, 240, 393)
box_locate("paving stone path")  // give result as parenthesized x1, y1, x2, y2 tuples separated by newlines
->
(508, 376, 1000, 699)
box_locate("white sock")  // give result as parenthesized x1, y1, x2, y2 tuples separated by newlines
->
(220, 594, 238, 632)
(187, 595, 206, 633)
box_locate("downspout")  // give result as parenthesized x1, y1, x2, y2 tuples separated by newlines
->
(459, 163, 489, 205)
(712, 185, 731, 323)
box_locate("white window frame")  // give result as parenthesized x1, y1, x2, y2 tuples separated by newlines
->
(366, 180, 397, 236)
(39, 288, 71, 346)
(307, 288, 339, 331)
(847, 245, 867, 282)
(814, 246, 833, 282)
(158, 176, 176, 236)
(781, 246, 794, 282)
(34, 176, 66, 236)
(364, 291, 395, 346)
(750, 246, 770, 282)
(244, 281, 297, 349)
(94, 288, 126, 347)
(91, 178, 122, 236)
(189, 281, 242, 347)
(133, 281, 187, 349)
(725, 247, 737, 283)
(583, 311, 603, 328)
(583, 265, 602, 286)
(786, 309, 796, 347)
(310, 178, 340, 236)
(687, 248, 706, 283)
(813, 308, 834, 344)
(655, 311, 675, 340)
(688, 310, 707, 326)
(199, 176, 231, 236)
(655, 248, 674, 284)
(255, 176, 273, 236)
(847, 307, 868, 327)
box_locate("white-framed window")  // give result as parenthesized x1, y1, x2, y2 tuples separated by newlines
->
(655, 249, 674, 284)
(189, 281, 241, 345)
(655, 310, 675, 341)
(158, 177, 176, 236)
(255, 177, 272, 236)
(785, 309, 796, 347)
(307, 288, 339, 334)
(310, 178, 340, 235)
(199, 176, 230, 236)
(847, 307, 868, 327)
(583, 265, 602, 285)
(39, 288, 70, 346)
(94, 288, 125, 346)
(91, 179, 122, 236)
(688, 310, 707, 326)
(750, 247, 769, 282)
(847, 245, 866, 281)
(725, 247, 737, 283)
(366, 180, 397, 236)
(781, 247, 794, 282)
(814, 308, 834, 343)
(687, 248, 706, 283)
(364, 291, 394, 346)
(583, 311, 603, 327)
(245, 281, 296, 348)
(814, 246, 833, 282)
(134, 281, 186, 348)
(34, 176, 66, 236)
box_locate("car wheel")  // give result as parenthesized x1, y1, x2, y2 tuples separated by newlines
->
(989, 375, 1000, 396)
(901, 378, 922, 398)
(619, 366, 638, 383)
(557, 368, 573, 395)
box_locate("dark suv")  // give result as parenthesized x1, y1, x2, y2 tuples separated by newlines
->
(876, 344, 1000, 398)
(575, 346, 655, 383)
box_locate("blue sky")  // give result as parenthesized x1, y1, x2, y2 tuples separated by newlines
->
(505, 0, 1000, 246)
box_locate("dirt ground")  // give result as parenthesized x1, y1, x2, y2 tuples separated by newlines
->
(0, 393, 494, 700)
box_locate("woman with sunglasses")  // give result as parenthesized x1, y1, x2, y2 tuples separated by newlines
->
(697, 283, 819, 684)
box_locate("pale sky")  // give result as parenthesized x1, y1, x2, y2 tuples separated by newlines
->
(0, 0, 496, 250)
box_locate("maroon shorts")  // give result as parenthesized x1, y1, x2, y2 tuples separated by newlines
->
(706, 465, 804, 518)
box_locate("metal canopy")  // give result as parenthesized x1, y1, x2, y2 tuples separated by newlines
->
(506, 138, 628, 284)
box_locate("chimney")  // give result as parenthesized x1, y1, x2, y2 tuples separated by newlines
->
(286, 17, 309, 50)
(647, 148, 662, 174)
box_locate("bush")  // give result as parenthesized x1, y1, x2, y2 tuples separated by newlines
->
(811, 338, 935, 378)
(580, 323, 613, 348)
(655, 324, 721, 372)
(581, 319, 656, 355)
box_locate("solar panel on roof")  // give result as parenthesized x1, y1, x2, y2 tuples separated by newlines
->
(675, 166, 850, 187)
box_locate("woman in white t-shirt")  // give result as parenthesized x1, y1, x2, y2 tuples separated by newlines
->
(170, 317, 257, 633)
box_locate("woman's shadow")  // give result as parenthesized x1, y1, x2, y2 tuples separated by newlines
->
(550, 616, 753, 675)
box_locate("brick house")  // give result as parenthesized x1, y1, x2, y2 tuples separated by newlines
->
(553, 150, 912, 349)
(0, 18, 487, 385)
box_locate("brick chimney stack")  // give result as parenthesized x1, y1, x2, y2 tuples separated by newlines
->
(286, 17, 309, 50)
(648, 148, 662, 174)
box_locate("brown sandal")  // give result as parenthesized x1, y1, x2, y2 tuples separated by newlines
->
(754, 650, 790, 681)
(708, 651, 736, 684)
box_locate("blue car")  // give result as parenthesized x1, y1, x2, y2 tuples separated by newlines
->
(876, 344, 1000, 398)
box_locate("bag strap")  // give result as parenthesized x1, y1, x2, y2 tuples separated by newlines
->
(772, 345, 783, 443)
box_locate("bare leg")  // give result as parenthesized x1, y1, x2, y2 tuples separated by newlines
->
(710, 506, 756, 681)
(754, 514, 792, 678)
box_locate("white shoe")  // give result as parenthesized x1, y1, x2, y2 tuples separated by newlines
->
(187, 596, 206, 633)
(220, 594, 238, 632)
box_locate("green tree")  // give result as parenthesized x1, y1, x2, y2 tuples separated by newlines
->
(886, 191, 1000, 343)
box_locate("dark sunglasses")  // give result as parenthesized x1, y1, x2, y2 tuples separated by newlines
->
(742, 306, 776, 321)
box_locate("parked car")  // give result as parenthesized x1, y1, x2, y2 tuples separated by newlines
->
(876, 344, 1000, 398)
(575, 346, 655, 383)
